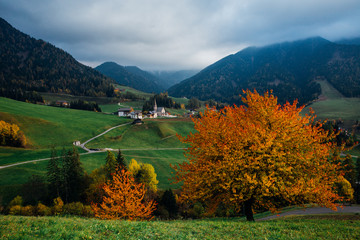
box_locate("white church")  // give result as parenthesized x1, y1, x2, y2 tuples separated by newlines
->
(149, 100, 167, 118)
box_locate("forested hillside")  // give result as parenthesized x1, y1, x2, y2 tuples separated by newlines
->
(0, 18, 115, 98)
(169, 37, 360, 105)
(95, 62, 163, 93)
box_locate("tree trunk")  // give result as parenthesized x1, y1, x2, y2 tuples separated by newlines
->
(244, 197, 255, 221)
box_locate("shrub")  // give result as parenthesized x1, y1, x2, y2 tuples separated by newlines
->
(52, 197, 64, 215)
(63, 202, 84, 216)
(37, 203, 52, 216)
(187, 202, 205, 219)
(83, 205, 94, 217)
(8, 195, 23, 207)
(9, 205, 22, 215)
(21, 205, 35, 216)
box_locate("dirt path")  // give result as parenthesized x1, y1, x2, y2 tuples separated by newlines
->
(79, 122, 132, 152)
(0, 151, 96, 169)
(0, 121, 186, 169)
(258, 206, 360, 221)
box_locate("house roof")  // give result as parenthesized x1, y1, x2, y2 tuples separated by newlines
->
(157, 107, 165, 112)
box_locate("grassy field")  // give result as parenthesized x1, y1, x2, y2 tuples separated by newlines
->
(0, 97, 193, 203)
(1, 214, 359, 239)
(304, 80, 360, 127)
(86, 119, 193, 149)
(0, 97, 129, 149)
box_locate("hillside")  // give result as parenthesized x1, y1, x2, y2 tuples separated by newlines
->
(336, 36, 360, 45)
(151, 69, 199, 89)
(0, 17, 115, 97)
(168, 37, 360, 105)
(0, 97, 192, 201)
(95, 62, 163, 93)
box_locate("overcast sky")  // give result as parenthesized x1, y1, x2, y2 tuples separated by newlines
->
(1, 0, 360, 70)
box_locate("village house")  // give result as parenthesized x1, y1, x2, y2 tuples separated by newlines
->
(117, 107, 133, 117)
(55, 100, 69, 107)
(130, 110, 143, 119)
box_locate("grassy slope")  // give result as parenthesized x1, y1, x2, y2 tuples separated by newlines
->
(1, 214, 359, 239)
(0, 97, 193, 201)
(0, 97, 129, 149)
(304, 80, 360, 124)
(0, 98, 132, 203)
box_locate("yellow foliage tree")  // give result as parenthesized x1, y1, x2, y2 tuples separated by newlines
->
(91, 168, 157, 220)
(129, 159, 159, 192)
(0, 120, 26, 147)
(173, 90, 344, 221)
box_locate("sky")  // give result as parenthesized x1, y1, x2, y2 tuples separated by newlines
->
(1, 0, 360, 71)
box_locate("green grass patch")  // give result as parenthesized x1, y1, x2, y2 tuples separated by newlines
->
(121, 149, 186, 189)
(0, 97, 130, 149)
(304, 80, 360, 122)
(1, 215, 359, 239)
(86, 119, 194, 150)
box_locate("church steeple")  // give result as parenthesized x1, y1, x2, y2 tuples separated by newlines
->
(154, 99, 158, 112)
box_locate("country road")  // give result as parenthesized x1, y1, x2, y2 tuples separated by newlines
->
(0, 122, 185, 169)
(258, 206, 360, 221)
(78, 122, 132, 152)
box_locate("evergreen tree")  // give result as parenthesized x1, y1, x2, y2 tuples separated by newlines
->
(116, 149, 127, 170)
(342, 154, 356, 189)
(187, 97, 201, 110)
(104, 151, 117, 179)
(47, 147, 61, 199)
(161, 189, 178, 219)
(355, 157, 360, 203)
(62, 147, 85, 203)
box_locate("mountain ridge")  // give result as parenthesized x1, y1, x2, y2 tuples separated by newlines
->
(168, 37, 360, 105)
(95, 62, 163, 93)
(0, 17, 115, 97)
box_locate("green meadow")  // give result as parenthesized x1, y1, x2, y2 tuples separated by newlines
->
(1, 214, 359, 239)
(304, 80, 360, 127)
(1, 79, 360, 204)
(0, 97, 194, 204)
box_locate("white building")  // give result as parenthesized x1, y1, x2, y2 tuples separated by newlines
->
(118, 107, 133, 117)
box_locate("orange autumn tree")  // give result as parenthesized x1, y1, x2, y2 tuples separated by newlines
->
(173, 90, 345, 221)
(91, 168, 157, 220)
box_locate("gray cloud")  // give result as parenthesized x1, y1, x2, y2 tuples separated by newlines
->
(1, 0, 360, 70)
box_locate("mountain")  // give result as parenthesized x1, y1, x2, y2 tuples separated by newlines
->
(0, 17, 115, 97)
(151, 70, 199, 89)
(95, 62, 163, 93)
(336, 37, 360, 46)
(168, 37, 360, 105)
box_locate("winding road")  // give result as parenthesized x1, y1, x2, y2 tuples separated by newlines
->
(258, 206, 360, 221)
(0, 121, 186, 169)
(79, 122, 132, 152)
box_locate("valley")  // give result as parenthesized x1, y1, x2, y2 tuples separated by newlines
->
(1, 2, 360, 237)
(1, 76, 360, 205)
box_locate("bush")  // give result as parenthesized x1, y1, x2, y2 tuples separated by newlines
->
(8, 195, 23, 207)
(0, 120, 27, 147)
(21, 205, 35, 216)
(63, 202, 85, 216)
(9, 205, 22, 215)
(37, 203, 52, 216)
(187, 202, 205, 219)
(83, 205, 94, 217)
(52, 197, 64, 215)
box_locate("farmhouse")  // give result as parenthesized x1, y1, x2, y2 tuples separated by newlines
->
(55, 100, 69, 107)
(130, 110, 143, 119)
(118, 107, 133, 117)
